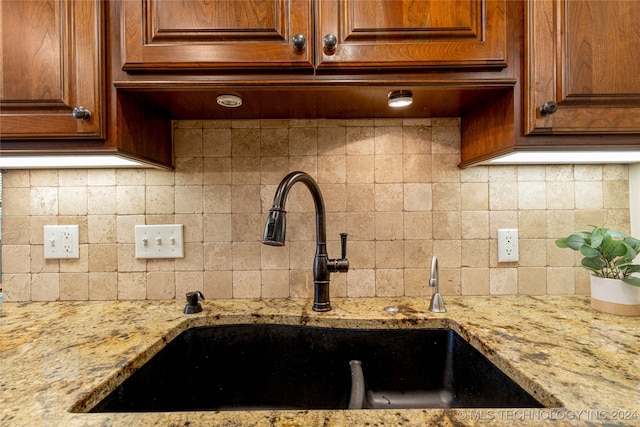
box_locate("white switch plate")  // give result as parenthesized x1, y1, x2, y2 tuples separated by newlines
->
(43, 225, 80, 259)
(135, 224, 184, 259)
(497, 228, 519, 262)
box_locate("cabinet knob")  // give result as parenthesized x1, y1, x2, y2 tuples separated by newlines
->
(539, 101, 558, 116)
(72, 106, 92, 121)
(323, 34, 337, 53)
(292, 34, 306, 51)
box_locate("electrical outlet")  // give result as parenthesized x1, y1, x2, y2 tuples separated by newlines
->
(43, 225, 80, 259)
(498, 228, 519, 262)
(135, 224, 184, 259)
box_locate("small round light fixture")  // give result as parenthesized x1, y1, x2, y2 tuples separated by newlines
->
(216, 94, 243, 108)
(387, 90, 413, 108)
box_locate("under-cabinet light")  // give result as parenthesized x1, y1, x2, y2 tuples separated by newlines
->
(387, 90, 413, 108)
(216, 94, 243, 108)
(0, 155, 154, 169)
(481, 151, 640, 165)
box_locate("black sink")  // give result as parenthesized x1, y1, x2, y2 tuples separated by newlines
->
(89, 325, 543, 412)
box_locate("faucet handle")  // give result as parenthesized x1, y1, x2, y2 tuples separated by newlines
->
(340, 233, 348, 259)
(184, 291, 205, 314)
(328, 233, 349, 273)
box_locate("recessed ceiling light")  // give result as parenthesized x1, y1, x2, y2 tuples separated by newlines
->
(216, 94, 243, 108)
(388, 90, 413, 108)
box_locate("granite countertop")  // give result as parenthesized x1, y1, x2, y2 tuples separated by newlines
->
(1, 296, 639, 426)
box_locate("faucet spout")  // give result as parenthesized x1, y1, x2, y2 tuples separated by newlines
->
(429, 256, 446, 313)
(262, 171, 349, 312)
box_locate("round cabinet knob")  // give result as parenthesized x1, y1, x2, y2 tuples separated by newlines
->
(72, 106, 92, 121)
(539, 101, 558, 116)
(323, 34, 337, 53)
(292, 34, 306, 51)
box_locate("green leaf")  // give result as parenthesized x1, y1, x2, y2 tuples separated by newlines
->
(607, 229, 626, 239)
(622, 276, 640, 287)
(602, 239, 627, 259)
(555, 237, 569, 248)
(624, 236, 640, 252)
(582, 257, 605, 271)
(579, 245, 601, 258)
(622, 242, 638, 262)
(565, 234, 586, 251)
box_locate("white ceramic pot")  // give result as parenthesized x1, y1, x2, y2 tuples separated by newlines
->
(590, 275, 640, 316)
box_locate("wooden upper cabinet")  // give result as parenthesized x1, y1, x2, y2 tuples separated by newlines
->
(0, 0, 103, 139)
(121, 0, 507, 72)
(121, 0, 315, 70)
(316, 0, 508, 70)
(525, 0, 640, 134)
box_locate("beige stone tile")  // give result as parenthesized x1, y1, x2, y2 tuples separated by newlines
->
(346, 126, 375, 155)
(345, 213, 374, 240)
(174, 128, 203, 158)
(602, 164, 628, 180)
(31, 272, 60, 301)
(146, 168, 174, 186)
(575, 268, 591, 295)
(30, 187, 58, 215)
(261, 244, 290, 270)
(574, 164, 602, 181)
(290, 157, 318, 178)
(432, 211, 461, 240)
(288, 241, 315, 270)
(546, 181, 575, 209)
(518, 210, 547, 238)
(347, 268, 376, 297)
(203, 214, 232, 242)
(431, 119, 461, 154)
(3, 170, 30, 187)
(59, 244, 89, 273)
(288, 127, 317, 156)
(117, 244, 146, 272)
(488, 165, 517, 182)
(321, 184, 347, 213)
(573, 210, 604, 230)
(231, 185, 261, 214)
(402, 124, 431, 155)
(260, 127, 289, 157)
(403, 154, 431, 183)
(460, 166, 488, 183)
(260, 157, 289, 186)
(518, 267, 547, 295)
(204, 270, 233, 299)
(375, 269, 403, 296)
(204, 185, 232, 213)
(432, 182, 460, 211)
(87, 169, 116, 186)
(461, 183, 488, 210)
(575, 181, 603, 209)
(289, 269, 313, 298)
(375, 212, 403, 240)
(2, 274, 30, 301)
(432, 240, 461, 268)
(175, 157, 204, 186)
(116, 186, 145, 215)
(87, 187, 116, 215)
(460, 268, 489, 295)
(547, 239, 575, 267)
(30, 170, 58, 187)
(60, 273, 89, 300)
(89, 272, 118, 300)
(204, 157, 232, 185)
(116, 215, 144, 244)
(318, 126, 346, 156)
(261, 270, 290, 298)
(489, 182, 518, 210)
(375, 240, 404, 268)
(547, 210, 575, 238)
(232, 157, 261, 184)
(346, 184, 374, 212)
(175, 185, 203, 214)
(438, 268, 461, 295)
(2, 187, 30, 215)
(404, 212, 432, 240)
(204, 242, 233, 270)
(175, 214, 203, 243)
(88, 244, 117, 272)
(146, 258, 176, 273)
(461, 240, 489, 268)
(517, 165, 545, 181)
(604, 208, 631, 232)
(461, 211, 489, 239)
(318, 156, 346, 183)
(374, 183, 403, 211)
(546, 267, 575, 294)
(233, 270, 262, 298)
(232, 242, 261, 270)
(146, 186, 174, 215)
(431, 155, 460, 182)
(30, 216, 53, 244)
(603, 180, 629, 208)
(545, 165, 573, 181)
(404, 268, 430, 296)
(404, 240, 431, 268)
(490, 268, 518, 295)
(286, 212, 315, 242)
(2, 216, 29, 244)
(88, 215, 116, 244)
(175, 271, 204, 299)
(203, 128, 232, 157)
(147, 271, 175, 300)
(374, 126, 402, 155)
(31, 245, 59, 274)
(116, 169, 146, 186)
(3, 245, 31, 273)
(347, 240, 376, 269)
(175, 243, 203, 271)
(346, 155, 374, 183)
(232, 213, 261, 242)
(518, 182, 546, 209)
(404, 183, 431, 211)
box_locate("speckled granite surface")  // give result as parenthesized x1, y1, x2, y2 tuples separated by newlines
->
(1, 296, 639, 426)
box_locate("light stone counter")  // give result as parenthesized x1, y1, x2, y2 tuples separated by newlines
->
(1, 296, 639, 426)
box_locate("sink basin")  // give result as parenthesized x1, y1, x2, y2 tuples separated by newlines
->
(89, 325, 543, 412)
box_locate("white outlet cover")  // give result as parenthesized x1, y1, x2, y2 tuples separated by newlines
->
(497, 228, 519, 263)
(135, 224, 184, 259)
(43, 225, 80, 259)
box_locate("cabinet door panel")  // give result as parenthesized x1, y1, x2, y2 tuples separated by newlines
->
(0, 0, 102, 138)
(122, 0, 314, 70)
(317, 0, 507, 69)
(526, 0, 640, 134)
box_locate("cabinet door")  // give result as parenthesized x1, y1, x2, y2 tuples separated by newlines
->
(316, 0, 507, 70)
(0, 0, 103, 139)
(121, 0, 314, 71)
(525, 0, 640, 134)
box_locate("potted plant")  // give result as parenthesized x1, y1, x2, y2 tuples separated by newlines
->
(556, 226, 640, 316)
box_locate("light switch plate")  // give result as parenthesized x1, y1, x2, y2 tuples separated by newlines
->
(43, 225, 80, 259)
(135, 224, 184, 259)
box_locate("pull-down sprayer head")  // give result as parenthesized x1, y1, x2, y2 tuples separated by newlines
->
(263, 208, 287, 246)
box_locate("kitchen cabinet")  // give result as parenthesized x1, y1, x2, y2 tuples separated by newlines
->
(121, 0, 507, 71)
(524, 0, 640, 135)
(0, 0, 103, 139)
(0, 0, 172, 169)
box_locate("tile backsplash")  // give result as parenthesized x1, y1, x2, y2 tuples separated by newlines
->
(1, 118, 631, 301)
